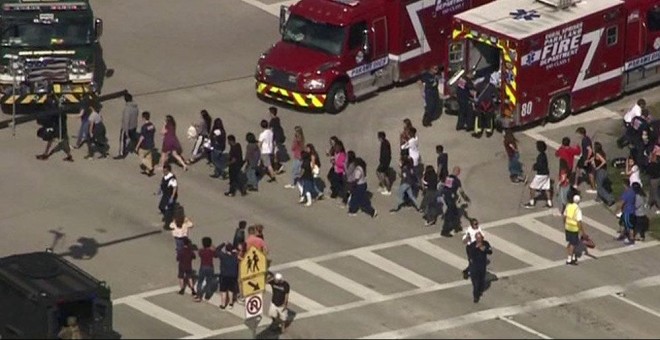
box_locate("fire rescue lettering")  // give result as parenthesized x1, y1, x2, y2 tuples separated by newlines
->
(434, 0, 465, 15)
(539, 22, 583, 69)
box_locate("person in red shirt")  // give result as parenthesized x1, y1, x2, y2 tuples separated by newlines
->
(177, 237, 196, 296)
(194, 237, 215, 302)
(555, 137, 580, 179)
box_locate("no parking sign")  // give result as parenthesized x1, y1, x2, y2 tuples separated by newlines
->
(245, 293, 264, 319)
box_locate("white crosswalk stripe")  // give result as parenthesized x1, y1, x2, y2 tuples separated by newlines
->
(582, 216, 620, 237)
(405, 238, 468, 271)
(355, 251, 438, 288)
(297, 260, 385, 300)
(110, 200, 660, 339)
(483, 233, 554, 267)
(122, 297, 211, 336)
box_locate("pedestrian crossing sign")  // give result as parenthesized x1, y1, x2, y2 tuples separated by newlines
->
(240, 246, 267, 279)
(241, 273, 266, 296)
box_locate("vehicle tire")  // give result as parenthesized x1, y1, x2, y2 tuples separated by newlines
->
(325, 82, 348, 114)
(547, 95, 570, 122)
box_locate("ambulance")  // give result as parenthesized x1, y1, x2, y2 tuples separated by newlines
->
(451, 0, 660, 127)
(255, 0, 492, 114)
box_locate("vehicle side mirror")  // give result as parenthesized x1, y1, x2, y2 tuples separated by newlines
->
(94, 18, 103, 41)
(279, 5, 290, 35)
(361, 29, 369, 54)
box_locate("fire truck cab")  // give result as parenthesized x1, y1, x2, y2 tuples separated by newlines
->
(255, 0, 491, 114)
(451, 0, 660, 128)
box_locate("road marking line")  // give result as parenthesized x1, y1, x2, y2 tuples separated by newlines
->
(611, 293, 660, 319)
(353, 251, 438, 288)
(581, 216, 619, 237)
(498, 316, 553, 339)
(206, 294, 246, 319)
(405, 238, 468, 271)
(517, 217, 566, 245)
(122, 297, 211, 336)
(116, 201, 601, 305)
(265, 284, 326, 311)
(237, 0, 280, 16)
(517, 217, 604, 258)
(182, 240, 659, 339)
(297, 260, 385, 300)
(359, 274, 660, 339)
(484, 233, 554, 267)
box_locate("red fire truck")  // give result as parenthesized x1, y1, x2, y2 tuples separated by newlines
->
(255, 0, 491, 114)
(450, 0, 660, 128)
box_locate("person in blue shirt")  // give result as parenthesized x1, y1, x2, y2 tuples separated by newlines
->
(617, 181, 637, 244)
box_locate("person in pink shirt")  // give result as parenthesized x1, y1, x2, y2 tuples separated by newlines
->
(245, 225, 269, 255)
(329, 141, 346, 199)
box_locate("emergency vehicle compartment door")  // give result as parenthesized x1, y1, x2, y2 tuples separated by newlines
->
(625, 9, 644, 59)
(467, 40, 501, 97)
(646, 6, 660, 53)
(371, 17, 388, 59)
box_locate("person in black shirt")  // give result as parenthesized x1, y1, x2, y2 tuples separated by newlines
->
(376, 131, 392, 195)
(436, 144, 449, 183)
(469, 232, 492, 303)
(268, 272, 290, 333)
(225, 135, 246, 197)
(269, 107, 286, 174)
(647, 147, 660, 214)
(419, 65, 441, 127)
(574, 127, 596, 192)
(421, 165, 440, 226)
(36, 112, 74, 162)
(135, 111, 156, 176)
(524, 141, 553, 208)
(390, 156, 420, 213)
(441, 166, 469, 237)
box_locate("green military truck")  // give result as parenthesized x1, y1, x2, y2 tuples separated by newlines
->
(0, 251, 117, 339)
(0, 0, 103, 111)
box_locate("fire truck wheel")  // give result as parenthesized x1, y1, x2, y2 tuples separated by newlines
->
(547, 95, 570, 122)
(325, 82, 348, 114)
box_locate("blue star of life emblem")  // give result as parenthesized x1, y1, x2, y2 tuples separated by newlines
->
(510, 9, 541, 21)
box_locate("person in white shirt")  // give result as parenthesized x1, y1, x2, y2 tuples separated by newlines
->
(623, 98, 645, 124)
(625, 157, 642, 187)
(401, 127, 420, 167)
(258, 119, 277, 182)
(462, 218, 484, 279)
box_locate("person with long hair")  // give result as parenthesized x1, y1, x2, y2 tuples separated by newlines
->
(390, 156, 420, 213)
(503, 129, 524, 183)
(593, 142, 615, 206)
(421, 165, 440, 225)
(170, 205, 194, 252)
(189, 109, 213, 164)
(330, 140, 347, 199)
(176, 237, 196, 296)
(161, 115, 188, 171)
(633, 182, 649, 241)
(306, 143, 323, 197)
(244, 132, 261, 191)
(299, 151, 318, 206)
(286, 126, 305, 189)
(400, 118, 414, 158)
(209, 117, 227, 178)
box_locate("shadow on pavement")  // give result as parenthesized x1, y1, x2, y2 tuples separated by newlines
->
(256, 310, 297, 340)
(57, 230, 162, 260)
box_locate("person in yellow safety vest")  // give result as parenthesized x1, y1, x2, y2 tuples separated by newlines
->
(563, 194, 586, 265)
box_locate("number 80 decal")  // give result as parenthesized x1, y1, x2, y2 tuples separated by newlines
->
(521, 101, 533, 117)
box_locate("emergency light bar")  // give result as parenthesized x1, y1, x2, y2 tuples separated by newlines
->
(3, 2, 87, 11)
(331, 0, 359, 7)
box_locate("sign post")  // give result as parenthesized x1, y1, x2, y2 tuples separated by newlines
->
(239, 246, 268, 338)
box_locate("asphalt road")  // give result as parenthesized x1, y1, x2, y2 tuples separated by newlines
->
(2, 0, 660, 339)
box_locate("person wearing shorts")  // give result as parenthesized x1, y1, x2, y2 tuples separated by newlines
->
(216, 243, 239, 309)
(525, 141, 553, 209)
(268, 273, 290, 333)
(564, 195, 584, 265)
(575, 127, 596, 192)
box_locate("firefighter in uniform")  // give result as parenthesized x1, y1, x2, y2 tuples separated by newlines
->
(158, 163, 179, 228)
(419, 65, 441, 127)
(456, 73, 476, 131)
